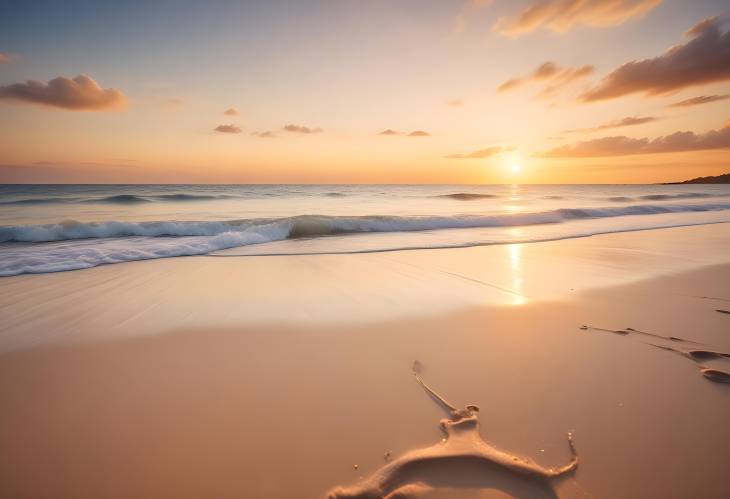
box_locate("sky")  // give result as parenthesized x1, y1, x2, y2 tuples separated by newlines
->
(0, 0, 729, 184)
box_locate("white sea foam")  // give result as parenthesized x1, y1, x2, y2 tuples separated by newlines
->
(0, 222, 292, 276)
(1, 201, 730, 276)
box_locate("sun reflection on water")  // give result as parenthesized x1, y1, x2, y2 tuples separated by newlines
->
(505, 184, 523, 213)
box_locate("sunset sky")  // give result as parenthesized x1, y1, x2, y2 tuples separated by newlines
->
(1, 0, 729, 184)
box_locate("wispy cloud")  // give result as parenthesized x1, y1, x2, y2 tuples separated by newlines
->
(447, 98, 464, 107)
(581, 17, 730, 102)
(0, 74, 126, 111)
(224, 107, 240, 116)
(0, 52, 20, 64)
(563, 116, 657, 133)
(167, 97, 183, 106)
(498, 62, 594, 97)
(251, 131, 276, 138)
(669, 94, 730, 108)
(283, 124, 323, 134)
(379, 129, 431, 137)
(453, 0, 494, 34)
(446, 146, 514, 159)
(214, 124, 242, 134)
(540, 120, 730, 157)
(493, 0, 662, 38)
(499, 62, 560, 92)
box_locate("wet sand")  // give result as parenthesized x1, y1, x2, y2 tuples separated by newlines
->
(0, 225, 729, 498)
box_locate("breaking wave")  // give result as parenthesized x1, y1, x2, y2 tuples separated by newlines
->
(3, 202, 730, 244)
(2, 201, 729, 276)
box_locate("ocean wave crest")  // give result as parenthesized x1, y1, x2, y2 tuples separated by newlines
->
(436, 193, 499, 200)
(0, 197, 73, 205)
(2, 202, 730, 276)
(1, 193, 237, 205)
(2, 202, 730, 244)
(609, 192, 717, 202)
(0, 222, 292, 276)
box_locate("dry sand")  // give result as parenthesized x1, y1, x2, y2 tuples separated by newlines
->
(0, 225, 729, 498)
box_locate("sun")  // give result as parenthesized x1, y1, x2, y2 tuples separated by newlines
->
(502, 150, 524, 175)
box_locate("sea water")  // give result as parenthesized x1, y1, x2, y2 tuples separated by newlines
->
(1, 184, 729, 276)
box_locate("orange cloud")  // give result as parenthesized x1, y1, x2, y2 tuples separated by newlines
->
(447, 98, 464, 107)
(283, 124, 323, 134)
(378, 129, 400, 135)
(0, 52, 18, 64)
(446, 146, 514, 159)
(669, 94, 730, 108)
(498, 62, 594, 96)
(0, 74, 126, 111)
(563, 115, 657, 133)
(493, 0, 662, 37)
(408, 130, 431, 137)
(214, 124, 242, 134)
(541, 120, 730, 157)
(224, 107, 239, 116)
(581, 17, 730, 102)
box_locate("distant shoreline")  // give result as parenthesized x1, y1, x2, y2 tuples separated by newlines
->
(663, 172, 730, 184)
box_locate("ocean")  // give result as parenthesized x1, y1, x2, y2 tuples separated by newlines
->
(1, 183, 729, 276)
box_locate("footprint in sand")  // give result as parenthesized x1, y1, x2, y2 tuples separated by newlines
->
(580, 325, 730, 384)
(327, 362, 579, 499)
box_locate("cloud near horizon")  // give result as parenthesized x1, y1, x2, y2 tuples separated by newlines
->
(252, 131, 275, 138)
(283, 124, 323, 134)
(224, 107, 240, 116)
(540, 119, 730, 157)
(493, 0, 662, 37)
(563, 115, 657, 133)
(214, 124, 242, 134)
(498, 62, 594, 97)
(669, 94, 730, 108)
(0, 74, 126, 111)
(446, 146, 514, 159)
(377, 129, 431, 137)
(581, 16, 730, 102)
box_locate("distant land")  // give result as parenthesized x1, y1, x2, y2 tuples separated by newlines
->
(663, 173, 730, 184)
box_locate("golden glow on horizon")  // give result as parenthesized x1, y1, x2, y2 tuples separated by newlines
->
(0, 3, 728, 184)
